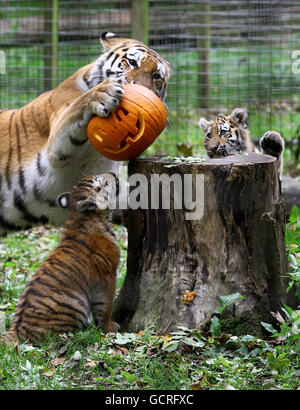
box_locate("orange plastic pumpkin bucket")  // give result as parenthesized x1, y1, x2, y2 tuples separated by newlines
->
(87, 84, 167, 161)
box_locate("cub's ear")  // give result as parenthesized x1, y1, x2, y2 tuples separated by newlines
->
(231, 108, 248, 129)
(99, 172, 119, 196)
(57, 192, 70, 209)
(198, 118, 211, 133)
(100, 32, 122, 50)
(76, 198, 97, 212)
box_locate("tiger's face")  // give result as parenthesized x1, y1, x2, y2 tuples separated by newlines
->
(57, 174, 117, 213)
(199, 108, 250, 158)
(88, 32, 171, 100)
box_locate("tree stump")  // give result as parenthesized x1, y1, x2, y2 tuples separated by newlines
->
(113, 154, 298, 334)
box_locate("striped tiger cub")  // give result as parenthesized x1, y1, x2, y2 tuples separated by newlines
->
(199, 108, 285, 176)
(4, 174, 120, 343)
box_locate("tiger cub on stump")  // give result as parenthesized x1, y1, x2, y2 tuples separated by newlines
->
(199, 107, 285, 177)
(5, 174, 120, 343)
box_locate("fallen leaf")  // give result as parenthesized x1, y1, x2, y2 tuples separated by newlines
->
(72, 351, 82, 361)
(135, 379, 149, 388)
(85, 360, 96, 368)
(108, 348, 116, 357)
(117, 346, 129, 356)
(58, 345, 68, 355)
(50, 357, 66, 367)
(159, 334, 172, 346)
(224, 384, 236, 390)
(41, 368, 56, 378)
(191, 382, 202, 390)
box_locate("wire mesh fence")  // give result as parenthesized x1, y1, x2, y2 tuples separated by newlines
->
(0, 0, 300, 157)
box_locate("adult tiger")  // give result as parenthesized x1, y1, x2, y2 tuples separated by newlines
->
(0, 32, 171, 236)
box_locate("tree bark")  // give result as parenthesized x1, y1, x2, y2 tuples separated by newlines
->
(113, 154, 298, 334)
(282, 176, 300, 217)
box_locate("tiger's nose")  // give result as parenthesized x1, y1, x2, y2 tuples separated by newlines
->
(209, 141, 219, 154)
(216, 145, 227, 156)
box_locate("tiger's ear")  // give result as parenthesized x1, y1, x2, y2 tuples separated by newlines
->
(100, 32, 123, 50)
(231, 108, 248, 129)
(57, 192, 70, 209)
(198, 118, 210, 133)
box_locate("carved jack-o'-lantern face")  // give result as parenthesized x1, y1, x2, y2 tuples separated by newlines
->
(87, 84, 167, 161)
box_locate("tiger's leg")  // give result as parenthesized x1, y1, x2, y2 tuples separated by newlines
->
(259, 131, 285, 177)
(91, 285, 119, 333)
(46, 78, 124, 169)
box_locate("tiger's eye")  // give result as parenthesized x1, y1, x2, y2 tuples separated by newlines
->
(127, 59, 138, 68)
(153, 73, 161, 81)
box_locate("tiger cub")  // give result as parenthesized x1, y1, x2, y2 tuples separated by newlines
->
(4, 174, 120, 343)
(199, 107, 285, 177)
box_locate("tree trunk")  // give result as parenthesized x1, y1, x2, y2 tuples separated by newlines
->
(282, 176, 300, 217)
(113, 154, 298, 335)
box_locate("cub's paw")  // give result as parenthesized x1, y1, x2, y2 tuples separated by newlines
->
(259, 131, 285, 158)
(106, 321, 120, 334)
(1, 331, 17, 346)
(89, 78, 124, 118)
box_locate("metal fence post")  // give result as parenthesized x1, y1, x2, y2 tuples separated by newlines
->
(44, 0, 58, 91)
(196, 0, 211, 110)
(130, 0, 149, 45)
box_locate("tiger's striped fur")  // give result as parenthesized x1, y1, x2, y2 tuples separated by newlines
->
(199, 107, 285, 176)
(5, 174, 120, 343)
(0, 32, 170, 236)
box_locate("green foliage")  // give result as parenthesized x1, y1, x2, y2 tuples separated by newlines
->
(1, 322, 298, 390)
(261, 304, 300, 355)
(208, 293, 246, 338)
(210, 316, 221, 338)
(285, 205, 300, 299)
(258, 205, 300, 373)
(215, 293, 245, 314)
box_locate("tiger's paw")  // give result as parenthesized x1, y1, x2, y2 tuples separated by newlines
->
(89, 78, 124, 118)
(259, 131, 285, 159)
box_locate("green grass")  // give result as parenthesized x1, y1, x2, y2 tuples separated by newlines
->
(0, 324, 299, 390)
(0, 211, 299, 390)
